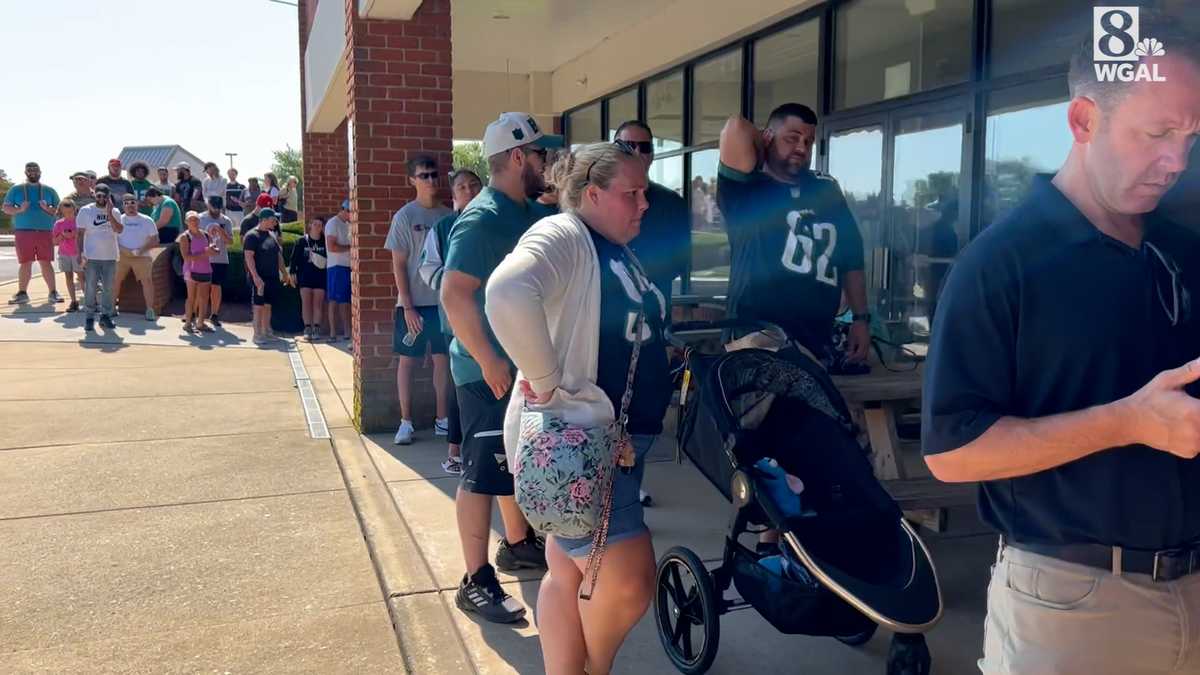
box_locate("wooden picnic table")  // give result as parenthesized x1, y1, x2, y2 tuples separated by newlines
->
(831, 359, 976, 529)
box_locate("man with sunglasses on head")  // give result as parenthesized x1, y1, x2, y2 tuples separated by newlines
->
(385, 154, 455, 446)
(718, 104, 870, 367)
(924, 14, 1200, 673)
(441, 112, 560, 624)
(614, 121, 691, 309)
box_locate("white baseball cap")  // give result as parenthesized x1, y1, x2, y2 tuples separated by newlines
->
(482, 112, 564, 158)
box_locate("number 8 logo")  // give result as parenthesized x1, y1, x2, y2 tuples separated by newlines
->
(1094, 7, 1139, 62)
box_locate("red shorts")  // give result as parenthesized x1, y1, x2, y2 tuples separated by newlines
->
(15, 230, 54, 264)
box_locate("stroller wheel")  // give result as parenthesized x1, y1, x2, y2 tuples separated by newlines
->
(887, 633, 932, 675)
(654, 546, 720, 675)
(834, 623, 878, 647)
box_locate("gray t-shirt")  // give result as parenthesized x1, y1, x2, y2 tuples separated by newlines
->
(385, 201, 453, 308)
(198, 212, 234, 264)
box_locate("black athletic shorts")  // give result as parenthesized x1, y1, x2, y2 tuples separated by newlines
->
(393, 305, 448, 356)
(252, 279, 282, 306)
(457, 380, 513, 496)
(447, 383, 462, 446)
(210, 262, 228, 284)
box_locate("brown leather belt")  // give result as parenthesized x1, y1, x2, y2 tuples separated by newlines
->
(1008, 540, 1200, 582)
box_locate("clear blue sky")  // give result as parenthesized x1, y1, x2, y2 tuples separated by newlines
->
(1, 0, 302, 194)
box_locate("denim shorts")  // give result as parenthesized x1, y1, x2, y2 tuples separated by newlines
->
(554, 434, 655, 559)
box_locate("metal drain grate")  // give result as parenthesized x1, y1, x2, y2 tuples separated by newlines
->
(288, 347, 331, 439)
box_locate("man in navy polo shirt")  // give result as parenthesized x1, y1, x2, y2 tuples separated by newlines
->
(924, 13, 1200, 672)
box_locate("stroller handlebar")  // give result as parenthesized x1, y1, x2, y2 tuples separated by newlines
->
(665, 318, 789, 349)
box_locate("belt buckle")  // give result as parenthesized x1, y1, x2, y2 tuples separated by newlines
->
(1152, 548, 1194, 582)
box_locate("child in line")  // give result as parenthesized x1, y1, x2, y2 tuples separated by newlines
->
(290, 216, 328, 341)
(52, 200, 82, 312)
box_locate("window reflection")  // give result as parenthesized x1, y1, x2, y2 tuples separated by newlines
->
(828, 127, 884, 300)
(688, 149, 729, 294)
(567, 102, 601, 148)
(647, 71, 685, 152)
(835, 0, 972, 109)
(753, 20, 820, 126)
(607, 89, 639, 140)
(890, 111, 964, 340)
(692, 49, 742, 145)
(991, 0, 1093, 77)
(984, 84, 1071, 229)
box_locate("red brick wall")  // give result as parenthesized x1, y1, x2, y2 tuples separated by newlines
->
(344, 0, 453, 433)
(302, 119, 349, 219)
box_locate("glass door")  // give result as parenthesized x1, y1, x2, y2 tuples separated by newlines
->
(826, 121, 886, 308)
(886, 105, 970, 342)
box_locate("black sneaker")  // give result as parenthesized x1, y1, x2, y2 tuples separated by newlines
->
(455, 564, 526, 623)
(48, 290, 64, 303)
(210, 314, 222, 327)
(99, 315, 115, 330)
(496, 533, 547, 571)
(8, 291, 29, 305)
(66, 300, 79, 313)
(84, 316, 95, 332)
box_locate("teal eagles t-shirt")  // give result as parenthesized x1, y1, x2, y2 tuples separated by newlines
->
(152, 196, 183, 231)
(443, 186, 554, 386)
(3, 183, 60, 231)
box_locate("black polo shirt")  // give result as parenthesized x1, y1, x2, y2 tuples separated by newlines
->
(923, 175, 1200, 550)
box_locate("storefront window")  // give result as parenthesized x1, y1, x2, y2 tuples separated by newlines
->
(834, 0, 973, 110)
(991, 0, 1093, 78)
(753, 19, 820, 125)
(687, 149, 729, 294)
(566, 102, 601, 148)
(647, 71, 684, 152)
(983, 82, 1071, 229)
(607, 88, 639, 140)
(692, 48, 742, 145)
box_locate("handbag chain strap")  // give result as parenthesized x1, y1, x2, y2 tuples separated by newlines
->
(580, 244, 651, 600)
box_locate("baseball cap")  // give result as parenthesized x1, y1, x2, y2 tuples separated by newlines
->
(176, 162, 191, 170)
(255, 193, 275, 208)
(482, 112, 564, 158)
(70, 170, 91, 180)
(341, 200, 351, 211)
(108, 158, 122, 168)
(259, 208, 279, 221)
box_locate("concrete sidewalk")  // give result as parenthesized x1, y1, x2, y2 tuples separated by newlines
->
(2, 272, 996, 674)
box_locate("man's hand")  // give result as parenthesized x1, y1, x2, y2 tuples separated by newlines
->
(254, 277, 265, 295)
(518, 380, 554, 404)
(17, 201, 30, 213)
(846, 320, 871, 363)
(480, 353, 513, 400)
(1122, 358, 1200, 459)
(80, 257, 88, 269)
(402, 307, 424, 338)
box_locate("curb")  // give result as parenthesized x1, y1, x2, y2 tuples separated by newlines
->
(303, 343, 475, 674)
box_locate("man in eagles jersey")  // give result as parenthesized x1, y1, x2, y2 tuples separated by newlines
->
(717, 103, 870, 363)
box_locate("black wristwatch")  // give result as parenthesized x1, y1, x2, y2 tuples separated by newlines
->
(851, 312, 871, 323)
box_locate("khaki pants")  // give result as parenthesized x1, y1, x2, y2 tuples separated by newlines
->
(981, 542, 1200, 674)
(115, 250, 154, 309)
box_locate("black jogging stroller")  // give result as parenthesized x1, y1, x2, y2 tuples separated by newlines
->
(653, 319, 943, 675)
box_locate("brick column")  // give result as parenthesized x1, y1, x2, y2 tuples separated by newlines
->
(344, 0, 453, 433)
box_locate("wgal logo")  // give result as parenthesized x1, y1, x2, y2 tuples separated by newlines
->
(1094, 6, 1166, 83)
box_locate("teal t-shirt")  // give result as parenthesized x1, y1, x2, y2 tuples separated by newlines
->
(443, 186, 554, 386)
(3, 183, 60, 231)
(151, 197, 182, 231)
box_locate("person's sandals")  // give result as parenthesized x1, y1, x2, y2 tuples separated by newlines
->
(442, 456, 463, 475)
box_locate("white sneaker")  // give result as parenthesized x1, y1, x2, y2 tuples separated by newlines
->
(435, 418, 449, 436)
(393, 420, 415, 445)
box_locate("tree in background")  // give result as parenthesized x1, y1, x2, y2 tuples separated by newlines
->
(271, 145, 303, 213)
(452, 141, 489, 183)
(0, 169, 11, 231)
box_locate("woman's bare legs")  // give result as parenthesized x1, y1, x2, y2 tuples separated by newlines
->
(195, 282, 212, 329)
(183, 279, 196, 327)
(537, 533, 656, 675)
(539, 537, 588, 675)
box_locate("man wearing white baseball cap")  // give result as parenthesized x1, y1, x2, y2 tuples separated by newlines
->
(441, 112, 561, 623)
